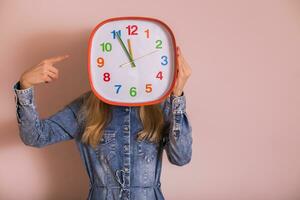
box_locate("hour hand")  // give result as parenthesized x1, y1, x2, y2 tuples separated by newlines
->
(116, 32, 136, 68)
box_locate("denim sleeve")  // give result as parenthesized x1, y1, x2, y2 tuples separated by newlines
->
(161, 91, 193, 166)
(12, 81, 86, 148)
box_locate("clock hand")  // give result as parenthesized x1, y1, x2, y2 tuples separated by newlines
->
(119, 50, 159, 67)
(127, 39, 134, 58)
(116, 32, 136, 68)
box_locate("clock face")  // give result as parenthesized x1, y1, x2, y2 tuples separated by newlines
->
(88, 17, 177, 106)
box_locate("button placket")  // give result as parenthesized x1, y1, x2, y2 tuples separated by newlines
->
(123, 126, 129, 131)
(122, 107, 131, 199)
(124, 144, 129, 151)
(124, 167, 129, 173)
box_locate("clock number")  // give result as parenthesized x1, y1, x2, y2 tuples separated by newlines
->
(126, 25, 138, 35)
(103, 72, 110, 82)
(145, 84, 152, 93)
(100, 42, 112, 52)
(130, 87, 137, 97)
(144, 29, 150, 38)
(97, 57, 104, 67)
(161, 56, 168, 65)
(114, 84, 122, 93)
(111, 30, 121, 39)
(155, 40, 162, 49)
(156, 71, 163, 80)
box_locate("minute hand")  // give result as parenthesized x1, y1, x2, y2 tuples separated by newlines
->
(116, 33, 136, 68)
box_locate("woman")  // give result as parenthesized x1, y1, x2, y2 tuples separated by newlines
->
(12, 46, 192, 200)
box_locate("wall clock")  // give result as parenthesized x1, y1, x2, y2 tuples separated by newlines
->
(88, 16, 177, 106)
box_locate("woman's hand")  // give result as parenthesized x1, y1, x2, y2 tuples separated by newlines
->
(172, 46, 192, 96)
(19, 55, 70, 89)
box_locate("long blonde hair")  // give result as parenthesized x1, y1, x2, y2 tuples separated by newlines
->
(78, 91, 166, 149)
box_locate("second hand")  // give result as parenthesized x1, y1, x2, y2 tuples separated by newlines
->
(119, 50, 159, 67)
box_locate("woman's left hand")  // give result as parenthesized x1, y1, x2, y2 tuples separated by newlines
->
(172, 46, 192, 96)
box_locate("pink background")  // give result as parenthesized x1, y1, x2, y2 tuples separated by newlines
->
(1, 0, 300, 199)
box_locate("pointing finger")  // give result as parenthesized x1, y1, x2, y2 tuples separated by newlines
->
(44, 54, 70, 64)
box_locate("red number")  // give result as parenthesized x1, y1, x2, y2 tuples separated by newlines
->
(144, 29, 150, 38)
(145, 84, 152, 93)
(156, 71, 163, 80)
(97, 57, 104, 67)
(126, 25, 138, 35)
(103, 72, 110, 82)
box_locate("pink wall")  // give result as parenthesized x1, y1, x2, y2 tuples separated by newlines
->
(1, 0, 300, 199)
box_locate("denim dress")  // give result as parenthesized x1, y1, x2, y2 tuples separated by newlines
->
(12, 81, 193, 200)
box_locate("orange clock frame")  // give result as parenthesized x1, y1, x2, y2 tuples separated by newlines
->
(87, 16, 178, 107)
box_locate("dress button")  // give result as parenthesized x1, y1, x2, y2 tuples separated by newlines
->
(124, 167, 129, 172)
(124, 144, 129, 151)
(125, 107, 129, 112)
(123, 126, 129, 131)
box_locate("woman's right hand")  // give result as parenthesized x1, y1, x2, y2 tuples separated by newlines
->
(19, 54, 70, 89)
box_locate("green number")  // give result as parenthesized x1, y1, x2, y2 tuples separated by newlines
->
(155, 40, 162, 49)
(100, 42, 112, 52)
(130, 87, 137, 97)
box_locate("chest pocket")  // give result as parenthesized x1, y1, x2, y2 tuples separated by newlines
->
(137, 139, 159, 164)
(95, 129, 117, 162)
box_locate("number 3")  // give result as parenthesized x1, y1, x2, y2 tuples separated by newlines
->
(161, 56, 168, 65)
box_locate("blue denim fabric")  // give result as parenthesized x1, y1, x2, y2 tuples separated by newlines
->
(12, 81, 193, 200)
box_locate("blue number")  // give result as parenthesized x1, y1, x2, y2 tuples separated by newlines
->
(161, 56, 168, 65)
(111, 30, 121, 39)
(114, 84, 122, 93)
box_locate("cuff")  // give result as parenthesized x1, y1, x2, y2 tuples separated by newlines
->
(13, 81, 34, 105)
(170, 91, 186, 113)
